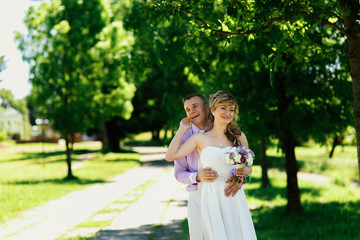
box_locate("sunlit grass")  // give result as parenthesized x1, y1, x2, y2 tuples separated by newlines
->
(0, 142, 140, 224)
(265, 144, 358, 182)
(244, 166, 360, 239)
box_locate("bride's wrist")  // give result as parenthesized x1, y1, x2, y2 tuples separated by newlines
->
(244, 167, 251, 177)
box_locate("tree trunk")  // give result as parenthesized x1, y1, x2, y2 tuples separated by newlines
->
(101, 122, 109, 152)
(260, 138, 270, 187)
(275, 69, 303, 213)
(338, 0, 360, 183)
(282, 130, 302, 213)
(65, 135, 75, 179)
(348, 37, 360, 183)
(329, 134, 343, 158)
(152, 129, 160, 141)
(105, 119, 121, 152)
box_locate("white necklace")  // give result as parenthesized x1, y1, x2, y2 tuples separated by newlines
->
(218, 142, 223, 147)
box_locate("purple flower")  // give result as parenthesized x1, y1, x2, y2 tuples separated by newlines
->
(250, 150, 255, 158)
(229, 152, 235, 158)
(241, 156, 246, 164)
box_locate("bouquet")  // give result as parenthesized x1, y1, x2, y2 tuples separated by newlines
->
(224, 146, 255, 182)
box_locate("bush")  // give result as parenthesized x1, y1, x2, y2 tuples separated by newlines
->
(0, 131, 7, 142)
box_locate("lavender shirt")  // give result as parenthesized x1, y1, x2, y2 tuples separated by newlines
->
(174, 124, 211, 191)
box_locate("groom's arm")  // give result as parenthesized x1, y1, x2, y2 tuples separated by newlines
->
(175, 158, 218, 186)
(174, 157, 199, 185)
(174, 132, 199, 186)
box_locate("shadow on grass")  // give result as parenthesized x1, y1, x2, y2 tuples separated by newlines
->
(92, 218, 186, 240)
(105, 158, 140, 163)
(245, 175, 324, 201)
(5, 177, 107, 185)
(253, 201, 360, 240)
(262, 155, 305, 171)
(140, 160, 173, 167)
(124, 140, 165, 147)
(2, 149, 100, 163)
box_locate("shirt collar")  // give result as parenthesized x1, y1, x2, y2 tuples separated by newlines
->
(192, 123, 211, 134)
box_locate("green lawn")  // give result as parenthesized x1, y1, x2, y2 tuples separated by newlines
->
(180, 144, 359, 240)
(246, 166, 360, 240)
(0, 141, 140, 224)
(1, 139, 359, 240)
(266, 144, 358, 183)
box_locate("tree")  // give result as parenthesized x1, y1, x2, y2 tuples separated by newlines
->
(150, 0, 360, 187)
(0, 55, 5, 84)
(122, 0, 199, 139)
(152, 9, 353, 212)
(90, 17, 135, 152)
(148, 0, 358, 213)
(0, 89, 28, 114)
(16, 0, 134, 178)
(0, 56, 5, 74)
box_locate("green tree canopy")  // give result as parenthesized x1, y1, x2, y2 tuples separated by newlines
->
(149, 0, 360, 188)
(146, 0, 356, 212)
(16, 0, 135, 178)
(0, 88, 28, 114)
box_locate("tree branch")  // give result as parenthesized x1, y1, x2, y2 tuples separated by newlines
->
(175, 3, 349, 38)
(300, 12, 350, 38)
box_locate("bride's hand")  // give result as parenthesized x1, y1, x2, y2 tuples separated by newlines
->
(235, 167, 251, 178)
(225, 176, 243, 197)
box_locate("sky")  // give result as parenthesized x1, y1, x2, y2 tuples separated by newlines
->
(0, 0, 39, 100)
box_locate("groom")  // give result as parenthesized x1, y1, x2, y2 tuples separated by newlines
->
(174, 93, 243, 240)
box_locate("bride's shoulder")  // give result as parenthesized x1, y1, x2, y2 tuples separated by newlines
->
(191, 131, 210, 143)
(237, 132, 249, 148)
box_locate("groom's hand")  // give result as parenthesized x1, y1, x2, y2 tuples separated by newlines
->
(196, 168, 218, 182)
(179, 117, 192, 131)
(224, 176, 243, 197)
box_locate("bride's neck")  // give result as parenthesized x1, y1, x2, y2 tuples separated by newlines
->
(211, 124, 227, 138)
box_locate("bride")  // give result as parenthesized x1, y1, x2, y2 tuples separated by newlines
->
(165, 90, 257, 240)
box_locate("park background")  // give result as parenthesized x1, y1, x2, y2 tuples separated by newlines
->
(0, 0, 360, 239)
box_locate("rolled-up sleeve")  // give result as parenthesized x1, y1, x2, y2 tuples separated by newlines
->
(174, 157, 198, 185)
(173, 128, 199, 191)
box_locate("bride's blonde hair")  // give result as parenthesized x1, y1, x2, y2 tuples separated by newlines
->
(208, 90, 242, 146)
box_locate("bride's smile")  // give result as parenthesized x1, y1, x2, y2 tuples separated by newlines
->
(212, 104, 235, 124)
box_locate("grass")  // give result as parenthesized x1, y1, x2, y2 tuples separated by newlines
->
(245, 166, 360, 239)
(176, 143, 359, 240)
(0, 141, 140, 225)
(265, 144, 358, 183)
(1, 138, 359, 240)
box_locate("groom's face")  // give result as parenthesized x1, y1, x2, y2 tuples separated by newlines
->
(184, 96, 207, 127)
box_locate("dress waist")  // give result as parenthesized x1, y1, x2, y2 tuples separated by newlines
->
(214, 173, 232, 182)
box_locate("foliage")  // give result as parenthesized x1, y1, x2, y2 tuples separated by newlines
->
(147, 0, 357, 212)
(0, 131, 7, 142)
(0, 89, 28, 114)
(122, 0, 201, 137)
(16, 0, 107, 137)
(149, 0, 360, 186)
(15, 0, 135, 175)
(0, 55, 5, 75)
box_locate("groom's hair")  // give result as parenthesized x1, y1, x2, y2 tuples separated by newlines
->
(182, 93, 207, 106)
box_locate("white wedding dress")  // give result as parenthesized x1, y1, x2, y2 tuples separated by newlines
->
(199, 146, 257, 240)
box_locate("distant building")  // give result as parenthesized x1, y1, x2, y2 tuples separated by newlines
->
(0, 106, 23, 138)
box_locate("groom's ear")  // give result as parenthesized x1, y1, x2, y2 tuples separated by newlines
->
(205, 104, 210, 112)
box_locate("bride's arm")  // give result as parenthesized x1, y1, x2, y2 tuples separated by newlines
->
(239, 132, 249, 148)
(165, 118, 199, 162)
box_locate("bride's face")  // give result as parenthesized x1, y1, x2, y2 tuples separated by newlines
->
(212, 104, 235, 125)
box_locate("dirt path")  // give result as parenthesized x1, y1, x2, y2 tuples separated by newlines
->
(0, 146, 188, 240)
